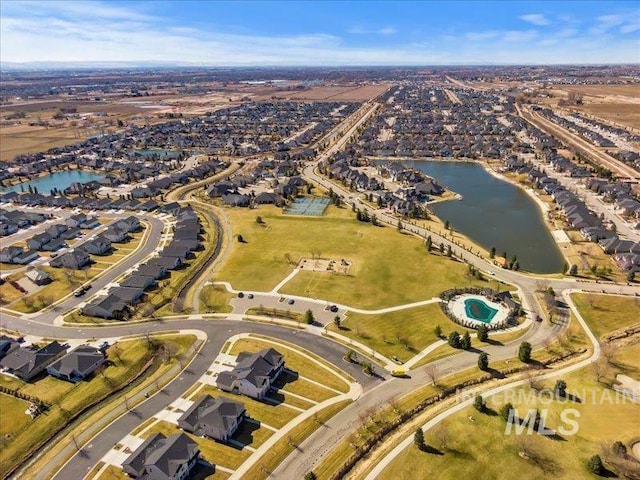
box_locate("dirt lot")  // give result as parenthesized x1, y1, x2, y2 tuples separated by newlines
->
(558, 84, 640, 99)
(255, 84, 389, 102)
(575, 103, 640, 131)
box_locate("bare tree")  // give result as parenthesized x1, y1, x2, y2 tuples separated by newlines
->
(433, 424, 449, 450)
(600, 342, 617, 366)
(424, 364, 440, 386)
(592, 359, 608, 383)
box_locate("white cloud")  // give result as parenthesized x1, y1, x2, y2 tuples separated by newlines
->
(347, 25, 396, 35)
(1, 1, 638, 65)
(464, 31, 500, 41)
(519, 14, 550, 26)
(503, 30, 538, 42)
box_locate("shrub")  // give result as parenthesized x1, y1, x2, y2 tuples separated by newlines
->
(478, 352, 489, 371)
(500, 402, 514, 422)
(461, 332, 471, 350)
(587, 454, 603, 475)
(612, 441, 627, 456)
(448, 331, 461, 348)
(414, 428, 425, 450)
(518, 341, 532, 363)
(473, 394, 485, 412)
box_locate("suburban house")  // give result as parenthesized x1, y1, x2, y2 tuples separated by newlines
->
(148, 256, 183, 271)
(135, 263, 168, 280)
(82, 295, 130, 320)
(41, 237, 67, 252)
(216, 348, 285, 400)
(103, 226, 128, 243)
(13, 249, 40, 265)
(81, 236, 112, 255)
(0, 336, 20, 360)
(120, 274, 156, 290)
(45, 224, 68, 239)
(0, 246, 26, 263)
(27, 232, 53, 251)
(25, 268, 51, 286)
(50, 250, 90, 269)
(0, 341, 68, 381)
(121, 432, 200, 480)
(46, 345, 106, 383)
(178, 394, 246, 442)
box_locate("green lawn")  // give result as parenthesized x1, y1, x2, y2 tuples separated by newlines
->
(142, 420, 251, 470)
(572, 293, 640, 339)
(378, 342, 640, 480)
(199, 385, 299, 429)
(328, 303, 457, 362)
(227, 336, 350, 393)
(0, 335, 195, 479)
(199, 284, 234, 313)
(214, 205, 487, 309)
(274, 372, 338, 403)
(0, 394, 31, 437)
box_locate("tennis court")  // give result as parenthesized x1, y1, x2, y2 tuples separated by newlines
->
(284, 197, 330, 216)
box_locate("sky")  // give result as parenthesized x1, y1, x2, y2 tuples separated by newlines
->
(1, 0, 639, 65)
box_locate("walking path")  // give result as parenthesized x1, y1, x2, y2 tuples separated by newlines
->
(364, 290, 600, 479)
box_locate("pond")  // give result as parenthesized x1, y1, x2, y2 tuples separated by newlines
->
(1, 170, 105, 195)
(405, 160, 565, 274)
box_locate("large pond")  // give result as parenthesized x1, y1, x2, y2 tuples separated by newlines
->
(1, 170, 105, 195)
(406, 160, 565, 274)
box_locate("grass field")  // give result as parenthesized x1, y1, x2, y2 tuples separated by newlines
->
(0, 335, 195, 478)
(327, 303, 455, 362)
(215, 205, 487, 309)
(199, 284, 234, 313)
(227, 336, 350, 393)
(572, 293, 640, 339)
(378, 342, 640, 480)
(0, 394, 31, 437)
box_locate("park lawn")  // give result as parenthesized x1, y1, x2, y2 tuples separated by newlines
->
(241, 399, 353, 480)
(328, 303, 458, 362)
(274, 373, 338, 403)
(227, 336, 350, 393)
(413, 324, 531, 369)
(199, 385, 299, 429)
(215, 206, 487, 309)
(142, 420, 251, 470)
(378, 342, 640, 480)
(572, 293, 640, 339)
(10, 266, 98, 313)
(0, 336, 190, 479)
(199, 284, 233, 313)
(0, 394, 31, 437)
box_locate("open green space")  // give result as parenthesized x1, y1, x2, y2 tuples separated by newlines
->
(0, 335, 196, 479)
(214, 205, 487, 309)
(0, 394, 31, 437)
(572, 293, 640, 339)
(227, 336, 350, 393)
(199, 284, 234, 313)
(142, 420, 251, 470)
(274, 373, 338, 403)
(328, 303, 455, 362)
(199, 385, 299, 429)
(378, 342, 640, 480)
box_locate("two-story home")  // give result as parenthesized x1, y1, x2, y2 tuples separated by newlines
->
(178, 394, 246, 442)
(216, 348, 284, 400)
(122, 433, 200, 480)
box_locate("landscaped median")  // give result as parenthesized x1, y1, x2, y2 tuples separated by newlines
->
(5, 333, 200, 480)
